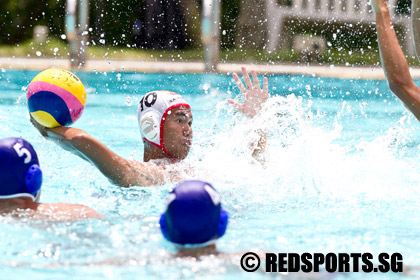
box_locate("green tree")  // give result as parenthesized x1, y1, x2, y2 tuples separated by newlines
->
(0, 0, 65, 45)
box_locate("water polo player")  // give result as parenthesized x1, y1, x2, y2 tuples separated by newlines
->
(0, 137, 103, 221)
(160, 180, 228, 257)
(31, 67, 269, 187)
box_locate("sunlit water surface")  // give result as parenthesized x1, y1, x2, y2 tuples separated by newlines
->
(1, 69, 420, 279)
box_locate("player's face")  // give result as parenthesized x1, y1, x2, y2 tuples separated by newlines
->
(162, 107, 193, 159)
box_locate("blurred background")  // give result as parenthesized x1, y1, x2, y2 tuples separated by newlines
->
(0, 0, 415, 68)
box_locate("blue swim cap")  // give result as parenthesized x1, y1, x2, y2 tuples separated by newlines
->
(0, 138, 43, 201)
(160, 180, 228, 245)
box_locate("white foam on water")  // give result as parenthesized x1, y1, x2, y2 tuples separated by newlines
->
(163, 94, 420, 209)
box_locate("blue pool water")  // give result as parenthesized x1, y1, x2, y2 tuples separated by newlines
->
(1, 69, 420, 279)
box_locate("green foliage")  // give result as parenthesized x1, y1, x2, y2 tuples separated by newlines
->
(0, 0, 65, 45)
(0, 0, 238, 49)
(2, 37, 406, 68)
(0, 37, 68, 57)
(0, 0, 413, 67)
(89, 0, 142, 46)
(396, 0, 411, 15)
(221, 0, 240, 49)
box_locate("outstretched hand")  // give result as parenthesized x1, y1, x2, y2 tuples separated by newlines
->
(30, 114, 78, 144)
(227, 67, 269, 118)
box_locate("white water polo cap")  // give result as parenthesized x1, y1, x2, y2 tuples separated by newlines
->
(137, 90, 190, 154)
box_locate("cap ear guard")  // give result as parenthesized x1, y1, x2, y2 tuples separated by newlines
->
(139, 111, 160, 144)
(159, 213, 170, 241)
(218, 208, 229, 238)
(25, 164, 42, 196)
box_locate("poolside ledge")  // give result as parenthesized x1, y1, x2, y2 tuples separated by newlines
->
(2, 57, 420, 80)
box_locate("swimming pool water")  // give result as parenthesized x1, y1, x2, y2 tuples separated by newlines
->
(1, 69, 420, 279)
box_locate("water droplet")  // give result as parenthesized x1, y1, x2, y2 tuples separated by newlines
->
(125, 97, 132, 106)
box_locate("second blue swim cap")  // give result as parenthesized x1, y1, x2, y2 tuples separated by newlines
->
(0, 138, 43, 201)
(160, 180, 228, 245)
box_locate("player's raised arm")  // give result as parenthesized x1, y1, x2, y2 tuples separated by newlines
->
(372, 0, 420, 120)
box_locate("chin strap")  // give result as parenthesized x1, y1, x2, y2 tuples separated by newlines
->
(34, 189, 41, 203)
(143, 138, 174, 159)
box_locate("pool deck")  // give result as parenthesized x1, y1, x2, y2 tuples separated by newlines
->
(2, 56, 420, 80)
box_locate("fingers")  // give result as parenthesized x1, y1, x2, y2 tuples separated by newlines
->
(235, 67, 266, 93)
(251, 70, 260, 90)
(263, 77, 268, 94)
(29, 114, 40, 129)
(227, 99, 244, 113)
(241, 67, 253, 89)
(233, 72, 247, 93)
(29, 114, 48, 137)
